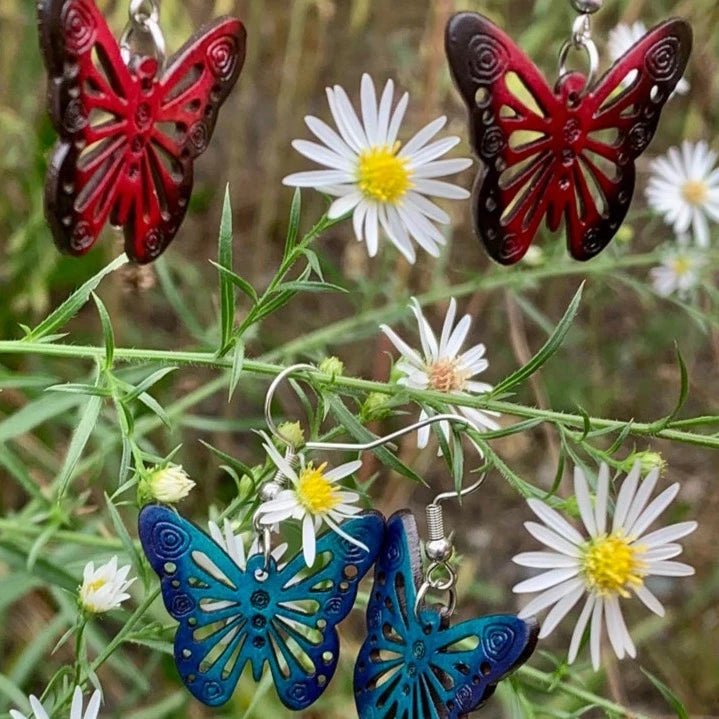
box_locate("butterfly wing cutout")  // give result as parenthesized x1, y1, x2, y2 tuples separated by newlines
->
(38, 0, 245, 263)
(139, 505, 384, 710)
(445, 13, 692, 264)
(354, 511, 538, 719)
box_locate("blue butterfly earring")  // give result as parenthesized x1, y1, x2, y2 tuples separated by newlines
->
(354, 434, 540, 718)
(138, 364, 386, 711)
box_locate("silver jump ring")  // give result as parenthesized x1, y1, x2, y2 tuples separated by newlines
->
(415, 580, 457, 619)
(130, 0, 160, 24)
(558, 36, 599, 89)
(120, 16, 167, 68)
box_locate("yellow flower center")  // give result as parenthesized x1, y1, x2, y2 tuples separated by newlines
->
(297, 463, 340, 514)
(581, 533, 647, 597)
(681, 179, 709, 207)
(428, 359, 467, 393)
(671, 255, 693, 276)
(357, 143, 412, 203)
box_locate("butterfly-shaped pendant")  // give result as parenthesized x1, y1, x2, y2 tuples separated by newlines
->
(354, 511, 538, 718)
(139, 505, 385, 709)
(38, 0, 246, 263)
(445, 12, 692, 265)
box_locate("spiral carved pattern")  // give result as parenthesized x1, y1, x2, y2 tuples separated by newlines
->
(151, 520, 191, 560)
(170, 593, 196, 617)
(644, 36, 680, 82)
(61, 1, 97, 55)
(70, 221, 94, 252)
(207, 37, 239, 80)
(480, 127, 506, 158)
(482, 624, 516, 662)
(143, 229, 164, 259)
(468, 34, 509, 84)
(189, 121, 209, 153)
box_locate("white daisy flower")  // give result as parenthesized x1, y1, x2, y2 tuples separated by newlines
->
(608, 22, 690, 97)
(283, 73, 472, 263)
(255, 440, 365, 567)
(79, 556, 135, 614)
(513, 463, 697, 670)
(646, 141, 719, 248)
(381, 297, 500, 448)
(650, 250, 704, 298)
(11, 687, 101, 719)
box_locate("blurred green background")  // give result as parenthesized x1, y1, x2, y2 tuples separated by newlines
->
(0, 0, 718, 717)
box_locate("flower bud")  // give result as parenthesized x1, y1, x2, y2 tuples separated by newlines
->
(360, 392, 392, 421)
(139, 464, 195, 505)
(277, 421, 305, 449)
(621, 451, 666, 475)
(319, 356, 345, 378)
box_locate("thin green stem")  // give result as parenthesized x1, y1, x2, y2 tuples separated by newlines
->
(1, 343, 718, 449)
(518, 665, 651, 718)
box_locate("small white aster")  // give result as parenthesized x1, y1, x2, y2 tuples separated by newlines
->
(381, 297, 499, 448)
(255, 440, 365, 568)
(646, 140, 719, 248)
(608, 22, 690, 97)
(11, 687, 102, 719)
(513, 463, 697, 670)
(283, 73, 472, 263)
(650, 250, 704, 298)
(79, 556, 135, 614)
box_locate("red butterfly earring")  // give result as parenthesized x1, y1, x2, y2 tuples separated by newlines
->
(38, 0, 246, 264)
(445, 0, 692, 265)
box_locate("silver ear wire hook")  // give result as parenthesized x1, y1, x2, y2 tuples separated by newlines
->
(263, 363, 487, 597)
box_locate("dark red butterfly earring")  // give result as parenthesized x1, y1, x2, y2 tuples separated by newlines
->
(37, 0, 246, 264)
(445, 0, 692, 265)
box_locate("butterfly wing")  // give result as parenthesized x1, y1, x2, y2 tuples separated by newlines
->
(124, 17, 246, 262)
(563, 18, 692, 260)
(445, 12, 564, 265)
(256, 511, 385, 710)
(139, 505, 259, 706)
(354, 511, 538, 719)
(38, 0, 136, 257)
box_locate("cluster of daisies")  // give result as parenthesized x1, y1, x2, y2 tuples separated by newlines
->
(611, 23, 716, 299)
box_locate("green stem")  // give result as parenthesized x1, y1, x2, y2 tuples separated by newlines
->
(0, 520, 127, 550)
(518, 665, 650, 718)
(1, 343, 718, 449)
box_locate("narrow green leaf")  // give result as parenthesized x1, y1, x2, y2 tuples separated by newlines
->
(492, 284, 583, 396)
(92, 292, 115, 368)
(26, 254, 128, 340)
(302, 248, 324, 280)
(122, 367, 178, 402)
(218, 185, 235, 351)
(326, 396, 426, 484)
(0, 393, 83, 443)
(27, 524, 58, 571)
(276, 280, 348, 294)
(155, 260, 207, 343)
(105, 494, 144, 572)
(199, 440, 255, 478)
(46, 383, 112, 397)
(0, 447, 46, 501)
(228, 341, 245, 401)
(138, 392, 171, 428)
(56, 393, 104, 498)
(210, 262, 259, 304)
(576, 404, 592, 441)
(669, 344, 689, 421)
(284, 188, 302, 260)
(641, 668, 689, 719)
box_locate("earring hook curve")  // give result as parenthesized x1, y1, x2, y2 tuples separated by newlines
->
(264, 363, 486, 500)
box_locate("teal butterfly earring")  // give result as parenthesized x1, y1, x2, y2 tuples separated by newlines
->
(139, 364, 386, 710)
(353, 425, 540, 718)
